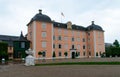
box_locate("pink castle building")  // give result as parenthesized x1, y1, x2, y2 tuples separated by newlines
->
(27, 10, 105, 59)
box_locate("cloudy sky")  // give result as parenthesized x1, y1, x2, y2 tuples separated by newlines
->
(0, 0, 120, 43)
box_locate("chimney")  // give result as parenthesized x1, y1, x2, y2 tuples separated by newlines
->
(92, 21, 94, 25)
(39, 9, 42, 14)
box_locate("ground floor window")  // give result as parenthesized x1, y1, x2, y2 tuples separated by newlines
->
(42, 51, 46, 57)
(59, 52, 62, 57)
(96, 52, 98, 56)
(78, 52, 80, 56)
(83, 51, 85, 56)
(89, 51, 91, 56)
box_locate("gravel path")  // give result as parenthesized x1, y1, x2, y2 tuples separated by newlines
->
(0, 64, 120, 77)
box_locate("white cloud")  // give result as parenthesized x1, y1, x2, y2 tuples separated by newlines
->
(0, 0, 120, 43)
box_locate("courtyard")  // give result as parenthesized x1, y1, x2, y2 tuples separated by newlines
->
(0, 58, 120, 77)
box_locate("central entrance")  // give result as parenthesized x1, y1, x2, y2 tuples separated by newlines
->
(70, 48, 77, 59)
(71, 52, 75, 59)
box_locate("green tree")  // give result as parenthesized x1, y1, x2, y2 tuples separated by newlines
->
(0, 42, 8, 60)
(64, 52, 68, 58)
(38, 51, 42, 56)
(113, 40, 119, 47)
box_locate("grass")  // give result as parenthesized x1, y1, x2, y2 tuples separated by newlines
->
(35, 62, 120, 66)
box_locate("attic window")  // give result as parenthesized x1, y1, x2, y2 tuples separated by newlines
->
(58, 24, 60, 26)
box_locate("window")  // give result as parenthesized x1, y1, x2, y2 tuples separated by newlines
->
(64, 44, 68, 49)
(9, 46, 12, 50)
(53, 44, 55, 48)
(88, 33, 90, 36)
(82, 32, 85, 36)
(96, 52, 98, 56)
(77, 45, 80, 49)
(42, 23, 46, 29)
(58, 44, 62, 49)
(42, 32, 46, 38)
(98, 32, 101, 37)
(77, 38, 80, 42)
(83, 51, 85, 56)
(30, 32, 32, 39)
(58, 36, 62, 40)
(83, 45, 85, 49)
(42, 51, 46, 57)
(88, 45, 90, 49)
(89, 51, 91, 56)
(58, 29, 61, 34)
(77, 32, 80, 36)
(53, 36, 55, 40)
(83, 38, 85, 42)
(42, 42, 46, 48)
(72, 45, 75, 49)
(64, 30, 68, 34)
(21, 42, 25, 48)
(59, 52, 62, 57)
(64, 37, 68, 41)
(72, 31, 74, 35)
(88, 38, 90, 41)
(72, 37, 74, 41)
(99, 52, 102, 56)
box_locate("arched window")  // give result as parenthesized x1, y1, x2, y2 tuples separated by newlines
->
(58, 44, 62, 49)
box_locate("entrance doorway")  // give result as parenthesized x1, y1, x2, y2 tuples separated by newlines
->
(71, 52, 75, 59)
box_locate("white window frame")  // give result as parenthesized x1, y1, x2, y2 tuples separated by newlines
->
(42, 41, 46, 48)
(42, 23, 46, 29)
(42, 32, 47, 38)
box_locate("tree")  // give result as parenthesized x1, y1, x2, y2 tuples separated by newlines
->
(113, 40, 119, 47)
(0, 42, 8, 60)
(76, 52, 79, 57)
(38, 51, 42, 59)
(64, 52, 68, 58)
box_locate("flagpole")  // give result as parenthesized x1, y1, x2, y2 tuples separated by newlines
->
(61, 14, 62, 23)
(61, 12, 64, 23)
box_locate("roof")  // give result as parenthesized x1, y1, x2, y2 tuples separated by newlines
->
(27, 10, 104, 32)
(18, 32, 28, 41)
(87, 21, 104, 31)
(53, 22, 86, 31)
(27, 10, 52, 25)
(0, 35, 19, 46)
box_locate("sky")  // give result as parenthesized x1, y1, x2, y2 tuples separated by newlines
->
(0, 0, 120, 43)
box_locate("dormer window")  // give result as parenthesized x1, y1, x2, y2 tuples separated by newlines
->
(21, 42, 25, 48)
(67, 21, 72, 29)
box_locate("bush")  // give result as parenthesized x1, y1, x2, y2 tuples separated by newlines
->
(64, 52, 68, 57)
(0, 42, 8, 60)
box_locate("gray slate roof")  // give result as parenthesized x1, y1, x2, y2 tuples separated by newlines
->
(0, 35, 19, 46)
(27, 10, 52, 26)
(86, 21, 104, 31)
(53, 22, 86, 31)
(27, 10, 104, 32)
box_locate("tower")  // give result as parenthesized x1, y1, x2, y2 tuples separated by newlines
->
(27, 10, 53, 59)
(87, 21, 105, 57)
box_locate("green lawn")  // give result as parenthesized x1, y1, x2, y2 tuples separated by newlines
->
(35, 62, 120, 66)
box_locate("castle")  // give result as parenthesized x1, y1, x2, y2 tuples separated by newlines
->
(26, 9, 105, 59)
